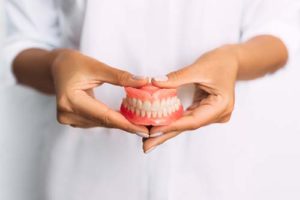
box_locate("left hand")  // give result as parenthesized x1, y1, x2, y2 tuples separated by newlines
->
(143, 45, 240, 153)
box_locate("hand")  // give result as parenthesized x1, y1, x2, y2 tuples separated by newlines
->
(143, 45, 239, 153)
(50, 49, 149, 137)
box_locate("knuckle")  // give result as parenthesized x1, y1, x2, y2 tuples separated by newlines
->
(217, 97, 234, 124)
(56, 113, 69, 125)
(222, 105, 233, 118)
(65, 90, 80, 110)
(67, 90, 85, 113)
(225, 102, 234, 116)
(220, 114, 232, 123)
(56, 90, 77, 112)
(221, 95, 235, 114)
(57, 96, 72, 112)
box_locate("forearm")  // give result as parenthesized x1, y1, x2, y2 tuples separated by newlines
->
(13, 35, 287, 94)
(13, 48, 57, 94)
(234, 35, 288, 80)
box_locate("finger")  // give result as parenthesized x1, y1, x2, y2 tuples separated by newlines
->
(149, 110, 192, 137)
(150, 115, 197, 135)
(152, 65, 197, 88)
(150, 100, 222, 134)
(143, 131, 182, 153)
(57, 112, 99, 128)
(70, 90, 149, 135)
(97, 64, 149, 87)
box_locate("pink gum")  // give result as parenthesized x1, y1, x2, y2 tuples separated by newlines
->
(125, 87, 177, 102)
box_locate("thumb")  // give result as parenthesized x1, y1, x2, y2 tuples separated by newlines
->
(152, 66, 196, 88)
(101, 65, 149, 87)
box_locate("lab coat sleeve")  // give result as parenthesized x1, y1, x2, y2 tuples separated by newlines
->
(1, 0, 61, 86)
(240, 0, 300, 58)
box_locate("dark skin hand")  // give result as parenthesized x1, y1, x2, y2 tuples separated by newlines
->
(13, 48, 150, 137)
(142, 35, 288, 153)
(13, 35, 288, 153)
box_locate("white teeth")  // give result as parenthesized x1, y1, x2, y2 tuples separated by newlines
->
(143, 101, 151, 111)
(169, 104, 173, 112)
(135, 109, 140, 116)
(163, 108, 168, 117)
(165, 99, 169, 107)
(141, 110, 146, 117)
(152, 111, 157, 118)
(132, 98, 137, 106)
(152, 100, 160, 111)
(167, 98, 172, 106)
(175, 103, 180, 110)
(172, 97, 176, 105)
(124, 97, 181, 118)
(167, 107, 172, 115)
(158, 111, 162, 118)
(147, 111, 151, 118)
(172, 104, 176, 112)
(137, 99, 143, 109)
(161, 99, 167, 108)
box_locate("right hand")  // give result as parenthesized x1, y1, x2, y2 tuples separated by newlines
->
(50, 49, 149, 137)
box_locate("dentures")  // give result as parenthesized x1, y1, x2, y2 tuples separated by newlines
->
(120, 84, 183, 126)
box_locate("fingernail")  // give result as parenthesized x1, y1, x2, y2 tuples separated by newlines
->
(132, 75, 147, 80)
(136, 132, 149, 138)
(145, 146, 157, 154)
(153, 75, 168, 82)
(150, 132, 163, 137)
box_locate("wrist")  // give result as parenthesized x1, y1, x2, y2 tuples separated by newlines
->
(198, 44, 241, 80)
(48, 48, 77, 80)
(49, 48, 75, 66)
(217, 44, 241, 68)
(217, 44, 241, 80)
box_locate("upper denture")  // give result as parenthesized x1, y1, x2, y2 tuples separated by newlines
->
(125, 85, 177, 101)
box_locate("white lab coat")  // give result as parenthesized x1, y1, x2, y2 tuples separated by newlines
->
(1, 0, 300, 199)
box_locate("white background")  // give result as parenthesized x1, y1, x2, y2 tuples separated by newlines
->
(0, 0, 4, 43)
(1, 0, 300, 199)
(0, 1, 58, 199)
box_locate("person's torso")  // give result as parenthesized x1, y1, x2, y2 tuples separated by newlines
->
(55, 0, 244, 109)
(42, 1, 300, 200)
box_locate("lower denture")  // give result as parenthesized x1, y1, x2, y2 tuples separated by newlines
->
(120, 84, 183, 126)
